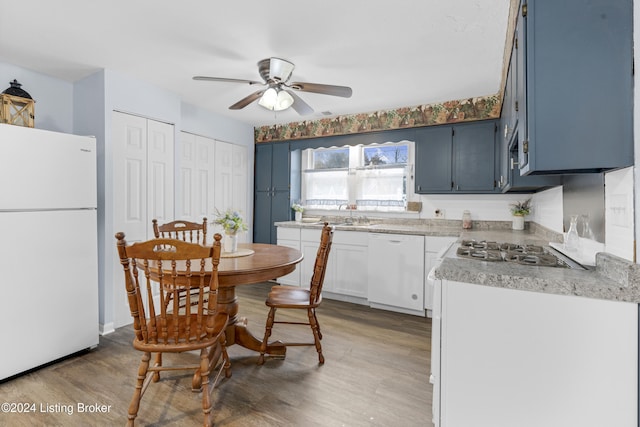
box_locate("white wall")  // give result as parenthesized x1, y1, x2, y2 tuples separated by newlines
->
(0, 60, 73, 133)
(414, 189, 563, 235)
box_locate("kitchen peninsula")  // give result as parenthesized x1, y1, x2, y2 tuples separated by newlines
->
(276, 218, 640, 305)
(277, 218, 640, 427)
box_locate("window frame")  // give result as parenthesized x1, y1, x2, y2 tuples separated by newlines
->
(300, 140, 414, 212)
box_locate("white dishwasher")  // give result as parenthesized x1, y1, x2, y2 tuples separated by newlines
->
(367, 233, 425, 315)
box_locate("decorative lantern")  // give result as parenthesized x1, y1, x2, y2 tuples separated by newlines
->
(1, 79, 35, 127)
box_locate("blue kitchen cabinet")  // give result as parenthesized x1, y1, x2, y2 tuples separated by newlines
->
(453, 121, 498, 192)
(498, 29, 561, 193)
(253, 142, 291, 243)
(516, 0, 633, 175)
(415, 126, 453, 193)
(415, 120, 498, 194)
(498, 64, 514, 191)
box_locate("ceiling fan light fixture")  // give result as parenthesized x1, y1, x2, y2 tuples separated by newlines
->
(258, 87, 294, 111)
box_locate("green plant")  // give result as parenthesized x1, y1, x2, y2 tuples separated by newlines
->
(213, 208, 248, 234)
(292, 203, 304, 213)
(510, 199, 532, 216)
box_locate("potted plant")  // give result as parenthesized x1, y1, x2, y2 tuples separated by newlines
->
(292, 202, 304, 222)
(510, 199, 531, 230)
(213, 208, 247, 253)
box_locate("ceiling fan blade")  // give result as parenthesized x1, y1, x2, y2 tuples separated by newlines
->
(285, 90, 314, 116)
(229, 90, 265, 110)
(193, 76, 263, 86)
(289, 82, 353, 98)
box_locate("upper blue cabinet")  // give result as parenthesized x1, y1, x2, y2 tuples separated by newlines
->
(515, 0, 633, 175)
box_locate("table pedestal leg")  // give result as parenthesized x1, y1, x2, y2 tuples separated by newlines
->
(192, 285, 287, 390)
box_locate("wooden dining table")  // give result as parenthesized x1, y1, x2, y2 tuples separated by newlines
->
(190, 242, 302, 389)
(140, 242, 303, 389)
(216, 242, 302, 354)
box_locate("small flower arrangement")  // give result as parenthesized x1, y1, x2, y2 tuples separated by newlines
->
(292, 203, 304, 213)
(510, 198, 532, 216)
(213, 208, 248, 234)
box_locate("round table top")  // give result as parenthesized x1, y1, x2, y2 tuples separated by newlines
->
(217, 243, 303, 287)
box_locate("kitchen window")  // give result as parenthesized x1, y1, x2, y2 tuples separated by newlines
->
(301, 141, 413, 211)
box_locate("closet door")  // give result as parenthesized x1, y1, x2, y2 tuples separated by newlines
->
(231, 143, 248, 223)
(147, 119, 174, 235)
(215, 140, 248, 241)
(214, 140, 233, 215)
(112, 111, 174, 328)
(179, 132, 214, 222)
(179, 132, 196, 219)
(112, 112, 148, 242)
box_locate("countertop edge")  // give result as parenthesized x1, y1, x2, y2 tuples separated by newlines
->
(276, 221, 640, 304)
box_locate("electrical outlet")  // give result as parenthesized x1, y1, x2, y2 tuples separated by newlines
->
(435, 209, 444, 218)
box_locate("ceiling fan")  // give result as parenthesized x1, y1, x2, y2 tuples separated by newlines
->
(193, 57, 352, 116)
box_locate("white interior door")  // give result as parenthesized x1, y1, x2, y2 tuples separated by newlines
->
(147, 119, 174, 237)
(113, 112, 147, 243)
(214, 140, 248, 241)
(231, 143, 248, 241)
(179, 132, 215, 229)
(195, 135, 215, 223)
(179, 132, 196, 219)
(112, 111, 174, 328)
(214, 140, 233, 215)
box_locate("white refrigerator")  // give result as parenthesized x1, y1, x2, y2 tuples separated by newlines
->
(0, 124, 99, 380)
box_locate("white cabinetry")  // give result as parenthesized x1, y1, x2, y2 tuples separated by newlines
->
(368, 233, 425, 315)
(329, 231, 368, 300)
(276, 227, 301, 286)
(300, 228, 323, 287)
(299, 228, 368, 304)
(433, 279, 638, 427)
(424, 236, 457, 315)
(112, 111, 174, 327)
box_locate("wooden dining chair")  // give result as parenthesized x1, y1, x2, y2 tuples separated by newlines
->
(115, 232, 231, 427)
(153, 217, 209, 309)
(152, 217, 208, 244)
(258, 223, 333, 365)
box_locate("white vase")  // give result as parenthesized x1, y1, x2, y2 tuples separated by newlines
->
(225, 232, 238, 253)
(512, 215, 525, 230)
(295, 211, 302, 222)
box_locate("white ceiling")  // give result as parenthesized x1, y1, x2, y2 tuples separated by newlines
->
(0, 0, 511, 128)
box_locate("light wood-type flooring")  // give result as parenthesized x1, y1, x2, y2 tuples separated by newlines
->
(0, 282, 433, 426)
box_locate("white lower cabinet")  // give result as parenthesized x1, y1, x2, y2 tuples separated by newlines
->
(276, 227, 301, 286)
(329, 231, 368, 299)
(281, 226, 434, 315)
(367, 233, 425, 315)
(424, 236, 457, 314)
(433, 279, 638, 427)
(299, 229, 368, 303)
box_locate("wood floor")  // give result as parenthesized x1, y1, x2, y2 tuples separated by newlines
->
(1, 282, 433, 426)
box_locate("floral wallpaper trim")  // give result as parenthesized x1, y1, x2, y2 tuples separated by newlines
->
(254, 94, 501, 143)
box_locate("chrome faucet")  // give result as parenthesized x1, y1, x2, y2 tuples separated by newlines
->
(338, 203, 354, 224)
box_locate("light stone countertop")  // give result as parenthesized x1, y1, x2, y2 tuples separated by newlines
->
(437, 230, 640, 304)
(275, 220, 463, 237)
(275, 220, 640, 304)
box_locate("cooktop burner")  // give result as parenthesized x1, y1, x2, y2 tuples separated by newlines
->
(456, 240, 571, 268)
